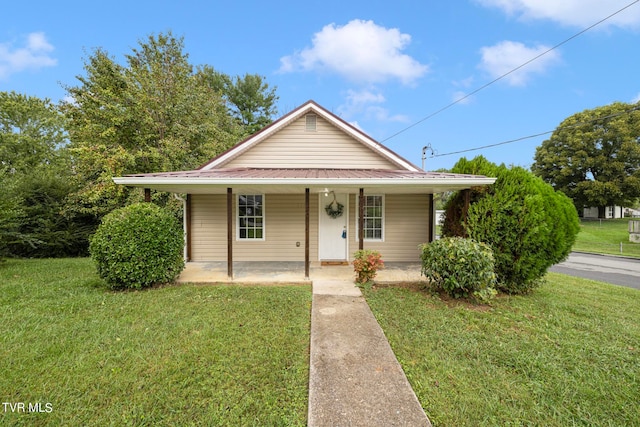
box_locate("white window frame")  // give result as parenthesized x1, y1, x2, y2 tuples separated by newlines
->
(237, 194, 265, 241)
(356, 194, 385, 242)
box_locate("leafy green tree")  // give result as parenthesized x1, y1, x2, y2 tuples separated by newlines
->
(532, 102, 640, 216)
(0, 176, 25, 259)
(0, 91, 68, 174)
(443, 156, 579, 294)
(10, 170, 95, 257)
(0, 91, 86, 258)
(61, 32, 241, 218)
(197, 65, 278, 135)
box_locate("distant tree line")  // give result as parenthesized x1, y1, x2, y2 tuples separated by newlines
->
(0, 32, 278, 259)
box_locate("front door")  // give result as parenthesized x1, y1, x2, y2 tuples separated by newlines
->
(318, 192, 348, 261)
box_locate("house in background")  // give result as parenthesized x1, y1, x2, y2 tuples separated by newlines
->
(626, 207, 640, 218)
(583, 206, 625, 219)
(114, 100, 495, 278)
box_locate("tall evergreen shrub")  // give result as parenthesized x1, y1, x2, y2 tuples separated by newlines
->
(443, 156, 579, 294)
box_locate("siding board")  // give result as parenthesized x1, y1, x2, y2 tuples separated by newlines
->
(191, 193, 427, 262)
(223, 115, 398, 169)
(191, 193, 319, 262)
(349, 193, 430, 262)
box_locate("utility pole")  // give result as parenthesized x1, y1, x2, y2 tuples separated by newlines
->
(422, 144, 434, 171)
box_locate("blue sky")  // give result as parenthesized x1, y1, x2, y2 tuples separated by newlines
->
(2, 0, 639, 171)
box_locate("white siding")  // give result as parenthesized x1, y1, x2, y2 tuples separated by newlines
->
(190, 193, 318, 261)
(190, 194, 227, 261)
(191, 192, 430, 262)
(222, 115, 399, 169)
(583, 206, 625, 219)
(349, 193, 430, 262)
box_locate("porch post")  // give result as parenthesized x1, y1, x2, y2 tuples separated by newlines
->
(305, 188, 310, 279)
(185, 194, 192, 261)
(358, 188, 364, 250)
(227, 188, 233, 279)
(428, 194, 435, 242)
(144, 188, 151, 202)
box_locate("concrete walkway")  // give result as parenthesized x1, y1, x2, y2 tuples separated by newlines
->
(308, 280, 431, 426)
(176, 262, 430, 425)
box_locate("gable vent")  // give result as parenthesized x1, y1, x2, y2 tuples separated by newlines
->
(305, 114, 317, 131)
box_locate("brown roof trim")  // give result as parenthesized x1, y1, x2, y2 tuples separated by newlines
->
(124, 167, 489, 180)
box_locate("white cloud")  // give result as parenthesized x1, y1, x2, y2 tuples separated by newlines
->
(337, 89, 409, 123)
(452, 91, 473, 105)
(345, 89, 385, 106)
(0, 32, 57, 80)
(478, 40, 560, 86)
(632, 93, 640, 104)
(279, 19, 428, 85)
(451, 77, 475, 104)
(475, 0, 640, 28)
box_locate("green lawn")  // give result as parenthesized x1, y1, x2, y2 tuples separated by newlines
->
(574, 218, 640, 257)
(0, 258, 311, 426)
(4, 258, 640, 426)
(364, 274, 640, 427)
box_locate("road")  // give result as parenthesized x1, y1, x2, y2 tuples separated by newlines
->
(550, 252, 640, 290)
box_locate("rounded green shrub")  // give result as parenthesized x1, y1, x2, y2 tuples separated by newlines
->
(89, 203, 184, 289)
(443, 156, 580, 294)
(420, 237, 496, 300)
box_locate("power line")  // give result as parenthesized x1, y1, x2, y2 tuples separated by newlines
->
(432, 104, 640, 158)
(381, 0, 640, 144)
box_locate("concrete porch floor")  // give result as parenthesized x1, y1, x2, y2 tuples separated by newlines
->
(177, 261, 427, 284)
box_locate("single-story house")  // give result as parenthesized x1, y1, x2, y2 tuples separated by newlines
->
(627, 208, 640, 218)
(114, 100, 495, 278)
(583, 206, 625, 219)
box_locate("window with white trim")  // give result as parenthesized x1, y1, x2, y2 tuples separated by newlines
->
(238, 195, 264, 240)
(358, 195, 384, 241)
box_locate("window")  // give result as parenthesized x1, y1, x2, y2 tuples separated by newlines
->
(358, 195, 384, 241)
(238, 195, 264, 240)
(305, 114, 317, 131)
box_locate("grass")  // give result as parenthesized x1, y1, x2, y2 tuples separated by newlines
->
(0, 258, 311, 426)
(573, 218, 640, 258)
(364, 274, 640, 427)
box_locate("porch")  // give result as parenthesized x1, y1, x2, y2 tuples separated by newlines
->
(177, 261, 427, 284)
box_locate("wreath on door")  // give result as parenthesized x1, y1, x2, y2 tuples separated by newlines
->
(324, 192, 344, 219)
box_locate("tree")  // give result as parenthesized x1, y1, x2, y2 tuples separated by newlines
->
(0, 176, 25, 259)
(532, 102, 640, 216)
(61, 32, 242, 218)
(10, 170, 95, 257)
(197, 65, 278, 135)
(443, 156, 579, 294)
(0, 91, 67, 174)
(0, 91, 87, 258)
